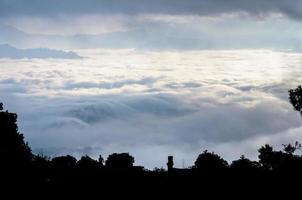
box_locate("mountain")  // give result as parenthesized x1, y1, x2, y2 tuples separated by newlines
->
(0, 44, 81, 59)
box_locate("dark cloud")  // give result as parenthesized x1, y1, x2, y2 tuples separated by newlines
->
(68, 95, 195, 124)
(164, 82, 203, 89)
(0, 0, 301, 19)
(64, 77, 159, 90)
(16, 93, 302, 168)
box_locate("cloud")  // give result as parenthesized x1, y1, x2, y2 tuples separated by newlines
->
(64, 77, 159, 90)
(2, 1, 302, 168)
(66, 94, 196, 124)
(2, 15, 302, 51)
(1, 1, 302, 51)
(1, 49, 302, 168)
(0, 15, 130, 35)
(17, 94, 301, 169)
(0, 0, 301, 19)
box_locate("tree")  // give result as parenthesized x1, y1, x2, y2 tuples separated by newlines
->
(194, 150, 228, 173)
(77, 155, 99, 169)
(289, 86, 302, 114)
(258, 144, 275, 170)
(98, 155, 104, 167)
(32, 154, 50, 168)
(282, 141, 301, 155)
(51, 155, 77, 168)
(0, 103, 32, 166)
(105, 153, 135, 169)
(231, 155, 260, 171)
(258, 144, 302, 172)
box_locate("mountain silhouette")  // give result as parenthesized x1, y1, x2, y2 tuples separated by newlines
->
(0, 44, 81, 59)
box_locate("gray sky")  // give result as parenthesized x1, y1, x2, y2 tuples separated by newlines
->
(0, 0, 302, 50)
(0, 0, 301, 18)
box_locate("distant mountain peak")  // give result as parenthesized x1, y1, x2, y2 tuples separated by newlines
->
(0, 44, 81, 59)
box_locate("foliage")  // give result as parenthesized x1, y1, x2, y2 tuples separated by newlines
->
(105, 153, 135, 168)
(51, 155, 77, 168)
(194, 150, 229, 173)
(0, 103, 32, 166)
(289, 86, 302, 114)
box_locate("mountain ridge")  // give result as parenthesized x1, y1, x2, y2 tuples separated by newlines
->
(0, 43, 81, 59)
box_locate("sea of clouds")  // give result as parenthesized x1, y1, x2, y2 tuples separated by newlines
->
(1, 49, 302, 168)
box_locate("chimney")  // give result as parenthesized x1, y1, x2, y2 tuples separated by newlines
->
(167, 156, 174, 172)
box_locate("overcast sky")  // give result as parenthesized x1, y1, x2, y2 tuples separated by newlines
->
(1, 0, 302, 17)
(1, 0, 302, 50)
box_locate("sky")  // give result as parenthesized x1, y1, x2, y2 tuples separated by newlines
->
(1, 0, 302, 168)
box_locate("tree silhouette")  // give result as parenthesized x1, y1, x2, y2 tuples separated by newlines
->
(258, 143, 302, 172)
(32, 154, 50, 168)
(231, 155, 261, 171)
(258, 144, 275, 170)
(77, 155, 100, 169)
(105, 153, 135, 169)
(194, 150, 228, 173)
(51, 155, 77, 168)
(98, 154, 104, 167)
(2, 101, 302, 191)
(289, 86, 302, 114)
(0, 102, 32, 166)
(282, 141, 301, 155)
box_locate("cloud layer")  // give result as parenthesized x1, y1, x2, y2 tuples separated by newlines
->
(1, 49, 302, 168)
(0, 0, 302, 19)
(1, 1, 302, 51)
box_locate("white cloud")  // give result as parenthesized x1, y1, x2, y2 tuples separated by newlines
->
(1, 49, 302, 168)
(2, 11, 302, 51)
(1, 15, 130, 36)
